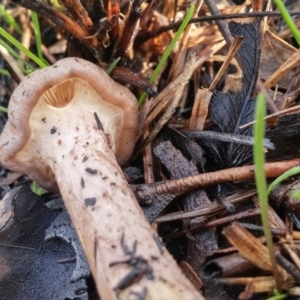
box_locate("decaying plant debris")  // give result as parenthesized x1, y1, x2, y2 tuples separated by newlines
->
(2, 0, 300, 299)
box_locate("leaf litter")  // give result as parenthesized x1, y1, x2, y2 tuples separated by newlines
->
(2, 0, 300, 299)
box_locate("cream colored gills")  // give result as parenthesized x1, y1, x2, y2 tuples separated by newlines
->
(27, 77, 122, 171)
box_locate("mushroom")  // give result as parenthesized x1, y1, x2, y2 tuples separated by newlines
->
(0, 58, 203, 299)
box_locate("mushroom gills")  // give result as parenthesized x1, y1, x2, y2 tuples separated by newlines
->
(42, 79, 75, 108)
(20, 77, 124, 189)
(38, 77, 124, 156)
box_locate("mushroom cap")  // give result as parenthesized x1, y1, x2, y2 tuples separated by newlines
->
(0, 57, 138, 191)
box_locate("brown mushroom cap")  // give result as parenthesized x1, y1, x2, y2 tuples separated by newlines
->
(0, 57, 138, 191)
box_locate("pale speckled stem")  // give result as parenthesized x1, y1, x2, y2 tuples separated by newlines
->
(38, 110, 204, 299)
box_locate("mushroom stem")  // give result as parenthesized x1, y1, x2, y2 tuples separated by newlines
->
(41, 113, 202, 299)
(0, 58, 204, 299)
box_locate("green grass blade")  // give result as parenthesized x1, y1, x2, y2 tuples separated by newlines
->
(0, 27, 47, 68)
(266, 294, 287, 300)
(274, 0, 300, 45)
(138, 4, 195, 105)
(0, 5, 22, 34)
(106, 57, 121, 75)
(31, 11, 46, 63)
(31, 181, 46, 196)
(0, 68, 10, 76)
(266, 166, 300, 195)
(267, 289, 287, 300)
(0, 106, 8, 113)
(254, 92, 281, 290)
(290, 190, 300, 200)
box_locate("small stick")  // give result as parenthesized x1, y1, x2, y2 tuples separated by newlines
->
(239, 104, 300, 129)
(134, 159, 300, 203)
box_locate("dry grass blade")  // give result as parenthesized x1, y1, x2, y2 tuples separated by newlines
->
(239, 104, 300, 129)
(208, 36, 243, 92)
(0, 45, 24, 83)
(189, 89, 212, 130)
(223, 222, 282, 272)
(217, 276, 279, 294)
(155, 189, 256, 223)
(192, 208, 261, 230)
(260, 29, 299, 89)
(281, 242, 300, 272)
(264, 48, 300, 89)
(142, 141, 155, 184)
(252, 197, 286, 231)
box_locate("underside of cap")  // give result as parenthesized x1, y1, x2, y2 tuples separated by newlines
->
(0, 58, 138, 191)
